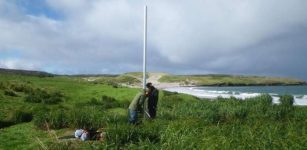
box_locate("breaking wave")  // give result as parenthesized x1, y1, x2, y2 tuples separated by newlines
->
(165, 87, 307, 106)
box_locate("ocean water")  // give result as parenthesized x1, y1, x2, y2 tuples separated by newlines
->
(164, 86, 307, 106)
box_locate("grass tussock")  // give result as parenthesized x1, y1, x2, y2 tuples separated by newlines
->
(24, 88, 64, 104)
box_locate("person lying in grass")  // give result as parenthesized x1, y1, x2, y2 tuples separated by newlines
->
(128, 90, 148, 124)
(75, 129, 89, 141)
(74, 128, 105, 141)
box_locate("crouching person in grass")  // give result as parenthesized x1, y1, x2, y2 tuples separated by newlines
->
(128, 90, 148, 124)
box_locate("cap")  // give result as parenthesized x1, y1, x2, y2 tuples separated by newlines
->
(146, 82, 152, 88)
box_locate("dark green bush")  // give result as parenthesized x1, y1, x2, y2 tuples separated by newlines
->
(4, 89, 18, 97)
(0, 82, 6, 89)
(34, 107, 69, 129)
(49, 109, 69, 129)
(24, 89, 48, 103)
(94, 80, 120, 88)
(234, 106, 248, 119)
(106, 121, 162, 146)
(258, 94, 273, 106)
(280, 95, 294, 107)
(108, 81, 119, 88)
(69, 107, 106, 129)
(247, 94, 273, 117)
(203, 109, 223, 124)
(7, 109, 33, 123)
(158, 111, 177, 121)
(43, 91, 63, 104)
(220, 105, 249, 121)
(293, 108, 307, 121)
(0, 121, 14, 128)
(9, 83, 33, 93)
(101, 95, 120, 108)
(161, 95, 184, 109)
(24, 89, 63, 104)
(119, 99, 131, 108)
(33, 107, 50, 129)
(267, 105, 289, 120)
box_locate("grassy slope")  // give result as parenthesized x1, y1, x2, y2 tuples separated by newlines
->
(1, 73, 307, 149)
(0, 73, 140, 149)
(159, 74, 306, 86)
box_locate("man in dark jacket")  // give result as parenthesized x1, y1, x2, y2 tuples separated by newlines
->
(146, 83, 159, 118)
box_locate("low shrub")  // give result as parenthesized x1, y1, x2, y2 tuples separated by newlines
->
(293, 108, 307, 121)
(33, 107, 69, 129)
(219, 105, 249, 121)
(7, 109, 33, 123)
(107, 81, 120, 88)
(24, 89, 63, 104)
(203, 109, 223, 124)
(119, 99, 131, 108)
(0, 82, 6, 89)
(4, 89, 18, 97)
(33, 107, 50, 129)
(0, 121, 14, 128)
(69, 106, 106, 129)
(94, 79, 120, 88)
(267, 105, 293, 121)
(9, 83, 33, 93)
(247, 95, 273, 117)
(101, 95, 120, 108)
(161, 95, 184, 109)
(280, 95, 294, 107)
(233, 106, 248, 119)
(105, 121, 162, 147)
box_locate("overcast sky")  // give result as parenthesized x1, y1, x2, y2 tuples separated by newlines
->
(0, 0, 307, 80)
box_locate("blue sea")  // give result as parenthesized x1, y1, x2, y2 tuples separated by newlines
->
(165, 86, 307, 106)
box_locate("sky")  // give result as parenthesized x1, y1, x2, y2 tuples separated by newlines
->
(0, 0, 307, 80)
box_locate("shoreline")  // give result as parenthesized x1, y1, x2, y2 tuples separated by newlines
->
(163, 86, 307, 106)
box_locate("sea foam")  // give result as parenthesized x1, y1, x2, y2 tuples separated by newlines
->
(164, 87, 307, 106)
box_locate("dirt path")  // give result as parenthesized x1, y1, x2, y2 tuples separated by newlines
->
(147, 73, 180, 89)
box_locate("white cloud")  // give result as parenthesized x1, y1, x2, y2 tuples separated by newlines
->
(0, 58, 40, 70)
(0, 0, 307, 79)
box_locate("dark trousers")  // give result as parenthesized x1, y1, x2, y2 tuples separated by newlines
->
(148, 99, 157, 118)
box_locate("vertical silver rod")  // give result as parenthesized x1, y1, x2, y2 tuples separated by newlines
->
(143, 5, 147, 90)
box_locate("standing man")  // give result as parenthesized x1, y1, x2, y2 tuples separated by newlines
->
(128, 90, 147, 124)
(146, 83, 159, 118)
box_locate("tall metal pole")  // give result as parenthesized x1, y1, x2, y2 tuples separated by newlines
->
(143, 5, 147, 90)
(143, 5, 149, 119)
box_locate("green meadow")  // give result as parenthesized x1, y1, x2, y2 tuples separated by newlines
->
(1, 73, 307, 149)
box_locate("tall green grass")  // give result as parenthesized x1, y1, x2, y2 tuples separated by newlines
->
(1, 74, 307, 149)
